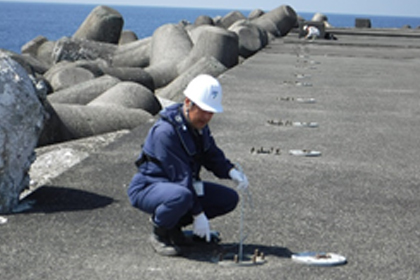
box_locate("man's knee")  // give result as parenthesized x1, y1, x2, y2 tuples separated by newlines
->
(154, 187, 194, 228)
(163, 187, 194, 212)
(228, 189, 240, 212)
(175, 188, 194, 208)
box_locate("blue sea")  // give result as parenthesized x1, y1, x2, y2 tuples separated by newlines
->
(1, 1, 420, 53)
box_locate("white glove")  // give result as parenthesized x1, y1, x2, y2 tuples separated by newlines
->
(229, 168, 249, 190)
(193, 212, 211, 242)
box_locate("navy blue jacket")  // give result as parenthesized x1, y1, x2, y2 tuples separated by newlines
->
(128, 103, 234, 215)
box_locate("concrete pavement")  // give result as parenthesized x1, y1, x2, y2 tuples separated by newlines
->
(1, 29, 419, 279)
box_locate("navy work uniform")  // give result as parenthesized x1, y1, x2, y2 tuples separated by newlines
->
(128, 103, 239, 231)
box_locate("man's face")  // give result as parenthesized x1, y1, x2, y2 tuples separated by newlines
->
(186, 99, 214, 130)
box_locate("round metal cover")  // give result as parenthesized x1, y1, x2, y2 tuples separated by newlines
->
(292, 122, 319, 128)
(289, 149, 321, 157)
(292, 251, 347, 266)
(295, 97, 316, 103)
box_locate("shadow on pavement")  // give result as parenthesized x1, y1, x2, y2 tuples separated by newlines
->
(16, 185, 114, 213)
(181, 242, 293, 263)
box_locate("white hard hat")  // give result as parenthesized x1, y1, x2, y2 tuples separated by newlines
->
(183, 74, 223, 113)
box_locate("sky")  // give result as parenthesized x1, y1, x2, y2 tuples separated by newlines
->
(6, 0, 420, 17)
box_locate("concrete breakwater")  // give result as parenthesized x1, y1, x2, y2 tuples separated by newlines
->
(12, 4, 299, 145)
(0, 4, 301, 213)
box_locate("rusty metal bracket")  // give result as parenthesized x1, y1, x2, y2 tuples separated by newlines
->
(217, 249, 267, 267)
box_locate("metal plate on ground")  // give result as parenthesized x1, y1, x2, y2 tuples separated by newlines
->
(289, 149, 322, 157)
(295, 97, 316, 103)
(292, 122, 319, 128)
(291, 251, 347, 266)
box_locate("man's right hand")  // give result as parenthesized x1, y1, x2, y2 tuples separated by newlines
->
(193, 212, 210, 242)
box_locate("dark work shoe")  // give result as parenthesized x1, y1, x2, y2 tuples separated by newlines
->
(149, 234, 181, 256)
(149, 226, 182, 256)
(168, 227, 193, 246)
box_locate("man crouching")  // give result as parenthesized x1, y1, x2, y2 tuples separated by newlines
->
(128, 74, 248, 256)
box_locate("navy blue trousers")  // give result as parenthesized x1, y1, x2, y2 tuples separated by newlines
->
(130, 181, 239, 229)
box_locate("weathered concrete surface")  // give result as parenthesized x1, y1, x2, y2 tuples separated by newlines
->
(112, 37, 151, 68)
(157, 56, 227, 102)
(1, 29, 420, 279)
(72, 5, 124, 44)
(52, 37, 118, 64)
(228, 20, 269, 58)
(0, 54, 45, 213)
(118, 30, 138, 45)
(45, 103, 153, 141)
(177, 25, 239, 73)
(47, 75, 121, 105)
(252, 5, 297, 37)
(87, 81, 161, 115)
(26, 130, 131, 198)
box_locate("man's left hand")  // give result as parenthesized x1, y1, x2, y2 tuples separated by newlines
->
(229, 168, 249, 190)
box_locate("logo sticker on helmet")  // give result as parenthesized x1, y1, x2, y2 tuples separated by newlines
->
(211, 86, 218, 99)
